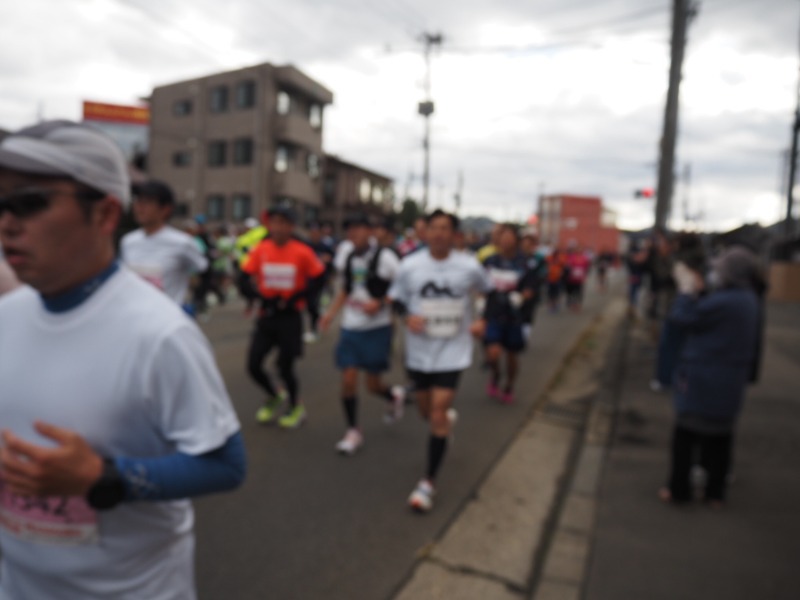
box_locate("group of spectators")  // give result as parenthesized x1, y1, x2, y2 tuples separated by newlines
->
(624, 227, 767, 508)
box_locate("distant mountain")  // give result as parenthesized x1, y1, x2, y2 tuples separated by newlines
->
(461, 216, 495, 234)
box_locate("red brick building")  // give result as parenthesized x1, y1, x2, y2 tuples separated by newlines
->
(538, 194, 620, 253)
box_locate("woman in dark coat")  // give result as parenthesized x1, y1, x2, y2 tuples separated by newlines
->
(659, 246, 765, 507)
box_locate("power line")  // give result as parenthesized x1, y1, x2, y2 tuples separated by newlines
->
(385, 4, 671, 56)
(543, 3, 668, 38)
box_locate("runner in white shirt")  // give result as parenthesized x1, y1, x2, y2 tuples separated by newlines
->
(0, 120, 245, 600)
(121, 180, 208, 308)
(319, 215, 406, 455)
(389, 209, 491, 513)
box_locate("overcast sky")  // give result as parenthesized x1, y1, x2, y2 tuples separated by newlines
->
(1, 0, 797, 230)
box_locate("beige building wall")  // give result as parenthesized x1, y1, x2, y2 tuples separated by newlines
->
(149, 63, 333, 225)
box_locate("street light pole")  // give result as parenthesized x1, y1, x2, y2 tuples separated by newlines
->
(418, 32, 443, 212)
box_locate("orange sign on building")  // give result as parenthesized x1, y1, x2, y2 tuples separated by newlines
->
(82, 101, 149, 125)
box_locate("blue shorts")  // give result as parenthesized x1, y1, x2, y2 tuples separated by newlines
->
(335, 325, 393, 373)
(484, 321, 526, 352)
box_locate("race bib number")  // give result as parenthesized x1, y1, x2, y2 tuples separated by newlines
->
(571, 267, 586, 279)
(420, 298, 465, 338)
(0, 484, 98, 545)
(488, 268, 520, 292)
(131, 265, 165, 290)
(262, 264, 297, 290)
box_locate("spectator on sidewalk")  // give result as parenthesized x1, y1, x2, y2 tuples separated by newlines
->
(651, 232, 707, 391)
(646, 228, 676, 335)
(660, 245, 765, 508)
(625, 239, 649, 318)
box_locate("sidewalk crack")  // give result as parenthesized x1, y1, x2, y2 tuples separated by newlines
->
(424, 555, 528, 596)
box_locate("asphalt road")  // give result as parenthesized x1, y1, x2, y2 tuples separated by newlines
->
(193, 274, 621, 600)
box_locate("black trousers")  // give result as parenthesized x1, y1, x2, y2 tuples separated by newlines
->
(668, 425, 733, 502)
(247, 311, 303, 405)
(306, 288, 322, 333)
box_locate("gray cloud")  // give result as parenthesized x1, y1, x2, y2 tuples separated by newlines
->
(0, 0, 796, 229)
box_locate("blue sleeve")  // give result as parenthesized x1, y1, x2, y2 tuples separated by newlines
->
(115, 431, 247, 501)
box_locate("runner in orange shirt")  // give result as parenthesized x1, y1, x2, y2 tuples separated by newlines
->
(242, 206, 325, 428)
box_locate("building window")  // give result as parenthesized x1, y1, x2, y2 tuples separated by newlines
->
(307, 153, 320, 179)
(277, 91, 291, 115)
(172, 150, 192, 167)
(232, 194, 252, 220)
(208, 141, 226, 167)
(173, 99, 192, 117)
(275, 145, 290, 172)
(233, 138, 254, 166)
(309, 104, 322, 128)
(235, 80, 256, 109)
(372, 185, 384, 204)
(207, 195, 225, 220)
(359, 178, 371, 202)
(323, 176, 335, 206)
(174, 202, 190, 218)
(209, 86, 229, 113)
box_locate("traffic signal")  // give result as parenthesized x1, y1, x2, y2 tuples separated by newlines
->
(634, 188, 655, 198)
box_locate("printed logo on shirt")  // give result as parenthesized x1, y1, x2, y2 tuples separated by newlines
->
(0, 483, 99, 546)
(130, 265, 165, 291)
(420, 281, 459, 298)
(262, 263, 297, 290)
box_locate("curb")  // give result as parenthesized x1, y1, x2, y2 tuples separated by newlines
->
(530, 308, 631, 600)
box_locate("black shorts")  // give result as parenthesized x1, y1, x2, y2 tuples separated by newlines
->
(407, 369, 462, 391)
(252, 311, 304, 359)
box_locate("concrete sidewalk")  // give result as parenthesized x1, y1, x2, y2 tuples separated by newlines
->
(584, 301, 800, 600)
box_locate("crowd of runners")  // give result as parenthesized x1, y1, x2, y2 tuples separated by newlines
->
(120, 193, 607, 514)
(0, 119, 610, 599)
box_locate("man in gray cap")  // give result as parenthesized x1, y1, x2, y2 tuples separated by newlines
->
(0, 120, 245, 599)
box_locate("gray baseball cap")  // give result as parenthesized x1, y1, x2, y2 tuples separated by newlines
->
(0, 120, 131, 207)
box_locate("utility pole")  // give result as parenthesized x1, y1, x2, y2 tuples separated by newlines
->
(785, 22, 800, 238)
(418, 32, 443, 212)
(453, 169, 464, 215)
(682, 163, 692, 227)
(654, 0, 698, 230)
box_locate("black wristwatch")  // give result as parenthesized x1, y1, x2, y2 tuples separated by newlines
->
(86, 458, 126, 511)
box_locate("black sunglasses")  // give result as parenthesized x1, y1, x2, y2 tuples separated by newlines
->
(0, 189, 54, 219)
(0, 188, 102, 219)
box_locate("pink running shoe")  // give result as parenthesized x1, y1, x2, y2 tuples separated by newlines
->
(501, 390, 515, 404)
(487, 381, 500, 399)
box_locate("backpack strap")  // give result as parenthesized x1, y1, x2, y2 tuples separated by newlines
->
(343, 249, 356, 294)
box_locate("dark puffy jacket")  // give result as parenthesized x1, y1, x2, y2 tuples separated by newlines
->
(669, 289, 760, 421)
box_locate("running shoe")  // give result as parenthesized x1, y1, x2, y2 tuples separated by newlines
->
(335, 429, 364, 455)
(255, 390, 288, 424)
(501, 389, 515, 404)
(487, 380, 500, 399)
(303, 331, 319, 344)
(383, 385, 406, 424)
(278, 405, 307, 429)
(408, 479, 435, 513)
